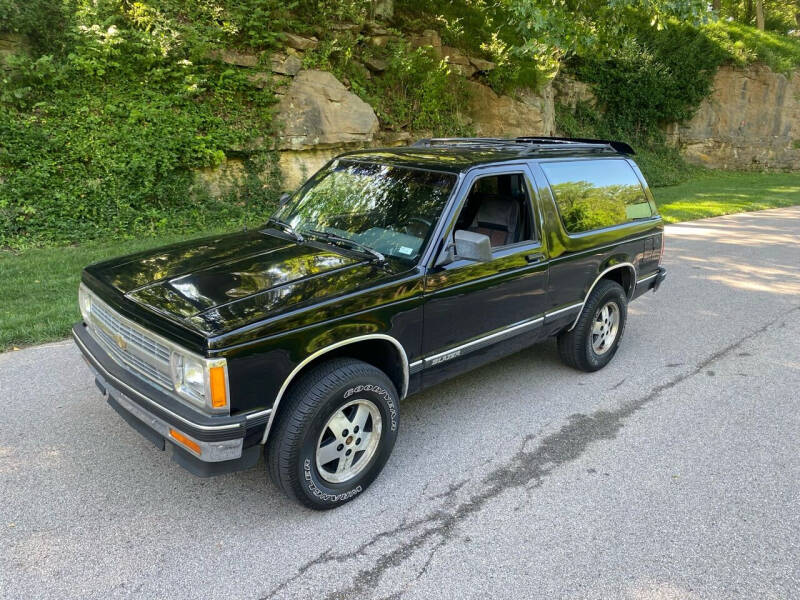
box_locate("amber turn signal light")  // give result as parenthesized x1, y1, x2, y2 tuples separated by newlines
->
(169, 428, 201, 455)
(209, 365, 227, 409)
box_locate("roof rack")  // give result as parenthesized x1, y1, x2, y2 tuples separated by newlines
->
(411, 136, 635, 156)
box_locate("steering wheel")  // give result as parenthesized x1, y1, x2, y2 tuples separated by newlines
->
(404, 217, 432, 238)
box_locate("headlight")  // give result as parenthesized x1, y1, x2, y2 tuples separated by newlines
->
(170, 352, 229, 413)
(78, 283, 92, 322)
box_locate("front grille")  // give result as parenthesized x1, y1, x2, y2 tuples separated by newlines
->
(91, 301, 171, 362)
(87, 297, 174, 392)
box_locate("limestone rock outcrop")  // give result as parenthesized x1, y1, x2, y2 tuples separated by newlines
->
(667, 64, 800, 170)
(276, 70, 380, 151)
(464, 81, 555, 138)
(275, 70, 380, 188)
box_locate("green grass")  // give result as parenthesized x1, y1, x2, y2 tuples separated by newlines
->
(704, 20, 800, 75)
(653, 171, 800, 223)
(2, 171, 799, 352)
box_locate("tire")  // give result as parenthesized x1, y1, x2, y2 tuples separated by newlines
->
(557, 279, 628, 372)
(266, 358, 399, 510)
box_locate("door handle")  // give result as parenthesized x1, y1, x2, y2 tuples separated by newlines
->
(525, 252, 545, 264)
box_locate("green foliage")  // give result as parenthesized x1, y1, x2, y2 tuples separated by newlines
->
(2, 0, 800, 251)
(704, 19, 800, 73)
(363, 43, 471, 134)
(396, 0, 711, 95)
(505, 0, 708, 57)
(557, 16, 799, 188)
(574, 21, 728, 134)
(653, 170, 800, 222)
(0, 0, 285, 250)
(395, 0, 557, 93)
(556, 102, 702, 188)
(0, 0, 68, 52)
(556, 19, 734, 188)
(552, 181, 629, 232)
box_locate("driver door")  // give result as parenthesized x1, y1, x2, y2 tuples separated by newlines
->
(420, 165, 550, 387)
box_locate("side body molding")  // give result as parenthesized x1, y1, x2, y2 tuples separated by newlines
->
(259, 334, 410, 444)
(567, 262, 637, 331)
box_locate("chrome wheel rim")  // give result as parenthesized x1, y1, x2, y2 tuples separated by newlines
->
(591, 301, 620, 355)
(315, 399, 382, 484)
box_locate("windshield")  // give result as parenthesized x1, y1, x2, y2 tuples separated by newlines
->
(272, 161, 457, 262)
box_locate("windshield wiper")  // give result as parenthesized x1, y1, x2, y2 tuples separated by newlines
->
(304, 229, 386, 263)
(266, 217, 304, 243)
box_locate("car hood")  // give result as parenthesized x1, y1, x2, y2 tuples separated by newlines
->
(86, 230, 403, 336)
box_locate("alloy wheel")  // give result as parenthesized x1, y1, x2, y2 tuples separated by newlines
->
(315, 399, 382, 484)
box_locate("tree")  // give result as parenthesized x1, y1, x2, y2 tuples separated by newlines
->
(503, 0, 707, 59)
(756, 0, 766, 29)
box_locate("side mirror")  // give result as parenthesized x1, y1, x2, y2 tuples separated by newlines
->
(278, 192, 291, 206)
(454, 229, 492, 262)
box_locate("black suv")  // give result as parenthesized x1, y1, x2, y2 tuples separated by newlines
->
(74, 137, 666, 509)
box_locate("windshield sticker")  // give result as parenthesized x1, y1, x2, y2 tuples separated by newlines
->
(398, 246, 413, 255)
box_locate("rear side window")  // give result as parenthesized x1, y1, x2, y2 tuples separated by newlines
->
(540, 159, 652, 234)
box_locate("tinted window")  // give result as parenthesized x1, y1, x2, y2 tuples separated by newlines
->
(540, 159, 652, 234)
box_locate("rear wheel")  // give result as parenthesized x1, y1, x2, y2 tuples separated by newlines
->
(266, 358, 399, 509)
(557, 279, 627, 372)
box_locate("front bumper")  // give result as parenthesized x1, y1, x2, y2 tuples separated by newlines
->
(72, 322, 268, 477)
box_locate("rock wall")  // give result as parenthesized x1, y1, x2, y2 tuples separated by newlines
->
(7, 24, 789, 196)
(666, 64, 800, 170)
(149, 40, 800, 194)
(464, 80, 554, 138)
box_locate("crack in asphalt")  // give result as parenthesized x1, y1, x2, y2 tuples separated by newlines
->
(261, 305, 799, 600)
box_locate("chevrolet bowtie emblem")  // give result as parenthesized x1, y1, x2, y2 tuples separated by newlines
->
(113, 333, 127, 350)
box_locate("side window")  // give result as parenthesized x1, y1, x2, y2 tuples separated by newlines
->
(540, 159, 652, 234)
(454, 173, 534, 248)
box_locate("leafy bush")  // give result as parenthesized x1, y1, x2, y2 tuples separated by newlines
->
(0, 0, 284, 250)
(574, 21, 728, 135)
(361, 43, 471, 134)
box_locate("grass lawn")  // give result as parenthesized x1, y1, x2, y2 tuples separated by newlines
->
(2, 170, 799, 352)
(652, 171, 800, 223)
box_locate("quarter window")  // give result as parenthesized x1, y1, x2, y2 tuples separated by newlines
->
(541, 159, 652, 234)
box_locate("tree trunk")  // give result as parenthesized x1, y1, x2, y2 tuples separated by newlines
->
(744, 0, 754, 24)
(755, 0, 765, 30)
(712, 0, 720, 11)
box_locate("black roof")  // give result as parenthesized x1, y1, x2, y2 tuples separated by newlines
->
(338, 137, 635, 174)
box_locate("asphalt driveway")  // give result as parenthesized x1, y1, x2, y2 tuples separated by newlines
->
(2, 207, 799, 599)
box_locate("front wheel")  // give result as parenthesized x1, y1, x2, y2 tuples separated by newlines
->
(557, 279, 628, 372)
(266, 358, 399, 509)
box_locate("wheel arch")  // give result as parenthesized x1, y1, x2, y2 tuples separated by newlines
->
(567, 262, 636, 332)
(260, 335, 409, 445)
